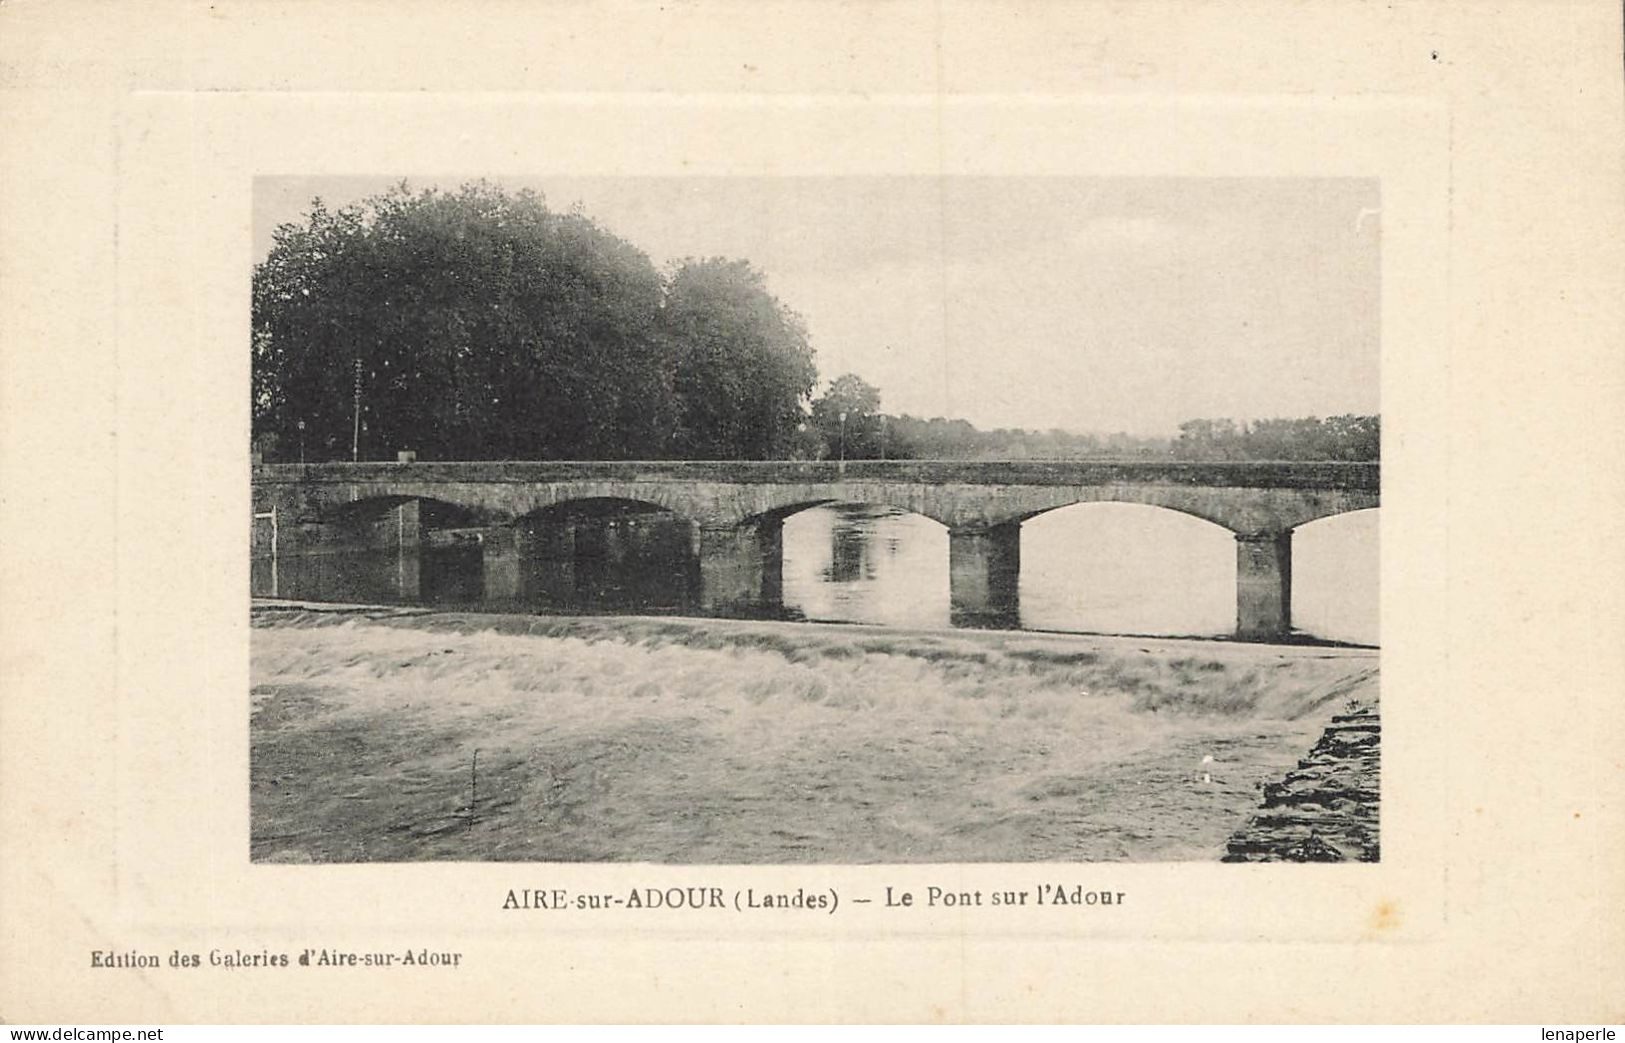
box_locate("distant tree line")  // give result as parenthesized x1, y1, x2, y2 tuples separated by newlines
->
(805, 374, 1379, 462)
(253, 182, 815, 462)
(1169, 415, 1380, 462)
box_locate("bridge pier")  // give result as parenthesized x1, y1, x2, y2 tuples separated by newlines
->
(1235, 530, 1293, 640)
(696, 518, 783, 618)
(949, 523, 1021, 629)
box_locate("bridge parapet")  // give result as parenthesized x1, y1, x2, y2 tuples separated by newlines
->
(253, 458, 1378, 493)
(252, 459, 1377, 533)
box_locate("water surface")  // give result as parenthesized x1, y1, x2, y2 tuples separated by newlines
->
(781, 503, 1378, 645)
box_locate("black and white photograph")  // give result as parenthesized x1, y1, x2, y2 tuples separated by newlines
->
(249, 175, 1381, 865)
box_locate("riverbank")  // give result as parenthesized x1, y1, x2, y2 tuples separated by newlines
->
(250, 603, 1378, 863)
(1224, 701, 1381, 862)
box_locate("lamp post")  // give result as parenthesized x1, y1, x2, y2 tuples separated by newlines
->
(297, 420, 306, 466)
(838, 411, 847, 464)
(351, 358, 362, 462)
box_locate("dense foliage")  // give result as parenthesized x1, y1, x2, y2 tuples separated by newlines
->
(252, 183, 815, 461)
(660, 259, 817, 459)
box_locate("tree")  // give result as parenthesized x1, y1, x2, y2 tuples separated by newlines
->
(253, 182, 676, 461)
(1174, 418, 1244, 460)
(660, 258, 818, 459)
(809, 373, 884, 459)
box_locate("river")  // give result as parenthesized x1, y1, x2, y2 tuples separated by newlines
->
(780, 503, 1378, 645)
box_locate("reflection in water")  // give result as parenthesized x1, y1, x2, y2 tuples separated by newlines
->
(563, 511, 696, 613)
(1291, 510, 1379, 646)
(423, 533, 485, 603)
(783, 505, 950, 629)
(780, 502, 1378, 645)
(1019, 503, 1236, 638)
(825, 520, 874, 584)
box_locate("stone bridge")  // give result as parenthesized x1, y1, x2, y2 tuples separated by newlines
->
(250, 459, 1379, 639)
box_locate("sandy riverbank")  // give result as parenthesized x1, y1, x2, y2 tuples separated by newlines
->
(250, 604, 1378, 863)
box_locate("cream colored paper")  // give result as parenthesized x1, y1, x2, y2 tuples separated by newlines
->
(1, 0, 1621, 1023)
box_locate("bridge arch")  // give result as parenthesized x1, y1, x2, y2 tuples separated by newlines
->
(514, 495, 692, 524)
(991, 486, 1379, 534)
(505, 481, 709, 527)
(1293, 504, 1380, 530)
(517, 486, 705, 526)
(299, 480, 709, 528)
(318, 493, 488, 528)
(1010, 491, 1244, 533)
(727, 483, 960, 529)
(1265, 493, 1382, 533)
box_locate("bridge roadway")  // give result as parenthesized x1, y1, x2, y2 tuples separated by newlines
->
(250, 459, 1380, 639)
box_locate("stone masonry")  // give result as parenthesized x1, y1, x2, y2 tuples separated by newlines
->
(1222, 702, 1381, 862)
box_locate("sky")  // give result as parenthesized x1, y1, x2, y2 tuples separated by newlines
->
(254, 175, 1379, 437)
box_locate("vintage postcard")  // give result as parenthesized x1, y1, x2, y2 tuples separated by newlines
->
(1, 0, 1620, 1024)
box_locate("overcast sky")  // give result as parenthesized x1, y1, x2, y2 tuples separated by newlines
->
(254, 175, 1379, 437)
